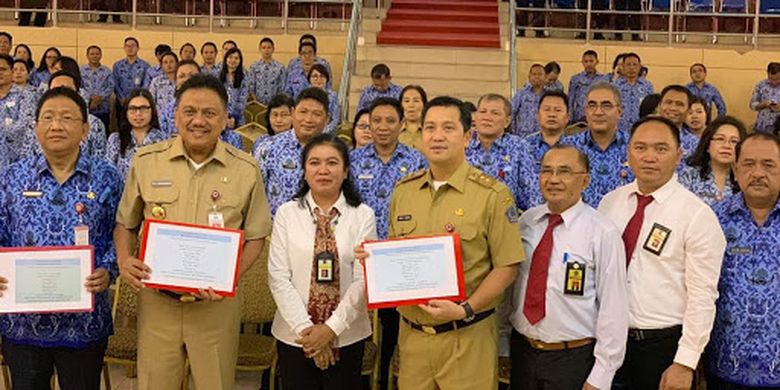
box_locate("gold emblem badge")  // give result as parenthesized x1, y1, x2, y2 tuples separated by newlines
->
(86, 191, 96, 200)
(151, 206, 166, 219)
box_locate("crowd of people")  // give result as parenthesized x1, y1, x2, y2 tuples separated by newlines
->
(0, 27, 777, 390)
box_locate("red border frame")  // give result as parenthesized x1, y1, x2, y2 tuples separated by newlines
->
(0, 245, 95, 314)
(361, 233, 466, 310)
(139, 219, 244, 297)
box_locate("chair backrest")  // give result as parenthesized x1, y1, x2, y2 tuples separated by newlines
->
(111, 278, 139, 329)
(235, 122, 269, 144)
(760, 0, 780, 13)
(238, 239, 277, 324)
(244, 101, 268, 125)
(720, 0, 747, 12)
(551, 0, 576, 9)
(686, 0, 714, 12)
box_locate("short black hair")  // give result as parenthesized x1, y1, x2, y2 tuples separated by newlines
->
(53, 56, 80, 77)
(265, 93, 295, 136)
(401, 84, 428, 106)
(639, 93, 662, 118)
(542, 144, 591, 173)
(308, 63, 330, 83)
(124, 36, 139, 46)
(222, 40, 237, 48)
(629, 115, 680, 147)
(422, 96, 471, 133)
(36, 86, 88, 124)
(176, 59, 200, 75)
(351, 108, 371, 148)
(690, 63, 706, 73)
(0, 32, 12, 44)
(200, 42, 217, 53)
(371, 63, 391, 78)
(298, 41, 316, 54)
(299, 34, 317, 45)
(583, 50, 598, 59)
(13, 58, 30, 72)
(160, 51, 178, 64)
(477, 93, 511, 117)
(155, 44, 172, 56)
(294, 133, 362, 208)
(768, 62, 780, 75)
(260, 37, 274, 47)
(660, 84, 692, 108)
(538, 90, 569, 110)
(178, 43, 195, 56)
(689, 96, 712, 126)
(529, 63, 545, 72)
(0, 54, 13, 69)
(623, 52, 641, 63)
(612, 53, 626, 69)
(86, 45, 101, 54)
(736, 132, 780, 162)
(49, 70, 82, 90)
(369, 97, 404, 122)
(175, 73, 228, 110)
(544, 61, 561, 75)
(295, 87, 330, 115)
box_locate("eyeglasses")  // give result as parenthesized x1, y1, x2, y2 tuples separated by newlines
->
(128, 105, 152, 113)
(355, 123, 370, 130)
(38, 113, 83, 126)
(539, 167, 587, 179)
(586, 101, 617, 112)
(710, 136, 740, 146)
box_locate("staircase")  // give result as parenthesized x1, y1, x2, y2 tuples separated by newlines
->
(349, 5, 510, 117)
(376, 0, 501, 48)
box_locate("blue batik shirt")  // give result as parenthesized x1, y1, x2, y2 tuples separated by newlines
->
(544, 80, 564, 93)
(357, 83, 402, 112)
(678, 164, 736, 207)
(158, 101, 243, 149)
(283, 67, 310, 101)
(80, 64, 114, 115)
(224, 75, 250, 127)
(143, 64, 162, 87)
(0, 85, 38, 164)
(708, 195, 780, 388)
(112, 58, 150, 101)
(20, 114, 108, 161)
(105, 128, 168, 179)
(251, 133, 275, 162)
(465, 132, 527, 209)
(350, 143, 427, 239)
(288, 56, 332, 89)
(30, 68, 51, 89)
(561, 129, 634, 207)
(749, 79, 780, 133)
(0, 153, 122, 348)
(614, 77, 654, 133)
(517, 132, 565, 210)
(247, 59, 287, 105)
(568, 71, 609, 122)
(148, 75, 176, 114)
(258, 129, 306, 217)
(511, 84, 543, 137)
(686, 82, 727, 117)
(201, 63, 222, 77)
(324, 89, 340, 134)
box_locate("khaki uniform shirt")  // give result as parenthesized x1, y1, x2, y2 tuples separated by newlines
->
(116, 137, 271, 240)
(389, 161, 525, 326)
(398, 123, 423, 152)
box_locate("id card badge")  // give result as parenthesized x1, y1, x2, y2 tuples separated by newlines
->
(74, 224, 90, 246)
(208, 211, 225, 228)
(643, 223, 671, 256)
(315, 252, 335, 283)
(563, 261, 585, 296)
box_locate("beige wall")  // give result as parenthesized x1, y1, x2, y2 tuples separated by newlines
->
(516, 39, 778, 128)
(4, 26, 347, 88)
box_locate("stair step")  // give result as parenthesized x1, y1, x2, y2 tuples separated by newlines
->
(377, 31, 501, 48)
(355, 60, 509, 82)
(357, 45, 509, 66)
(381, 19, 500, 35)
(385, 8, 499, 23)
(391, 0, 498, 12)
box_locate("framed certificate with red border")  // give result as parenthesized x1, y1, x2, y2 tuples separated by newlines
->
(0, 246, 94, 314)
(139, 219, 244, 297)
(362, 234, 466, 309)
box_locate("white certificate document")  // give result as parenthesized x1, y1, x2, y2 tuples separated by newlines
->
(0, 246, 94, 314)
(363, 234, 465, 309)
(141, 220, 244, 296)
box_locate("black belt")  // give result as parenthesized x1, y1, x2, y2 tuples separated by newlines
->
(628, 325, 682, 341)
(157, 289, 200, 303)
(402, 309, 494, 335)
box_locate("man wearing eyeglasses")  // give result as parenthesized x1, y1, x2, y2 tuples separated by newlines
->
(506, 144, 628, 390)
(599, 116, 725, 390)
(561, 82, 633, 207)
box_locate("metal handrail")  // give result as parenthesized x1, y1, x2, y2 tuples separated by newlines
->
(509, 0, 518, 99)
(338, 0, 361, 122)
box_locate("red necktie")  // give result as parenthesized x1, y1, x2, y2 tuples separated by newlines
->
(523, 213, 564, 325)
(621, 194, 654, 267)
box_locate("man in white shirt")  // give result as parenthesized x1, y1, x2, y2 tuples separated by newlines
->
(598, 116, 726, 390)
(509, 145, 628, 390)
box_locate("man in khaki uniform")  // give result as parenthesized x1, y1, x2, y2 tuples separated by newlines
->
(114, 74, 271, 390)
(388, 96, 526, 389)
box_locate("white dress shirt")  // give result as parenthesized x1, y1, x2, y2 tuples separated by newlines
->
(598, 177, 726, 369)
(268, 192, 376, 348)
(509, 200, 629, 389)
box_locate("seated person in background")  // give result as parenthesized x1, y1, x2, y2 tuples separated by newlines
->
(143, 44, 172, 87)
(398, 84, 427, 151)
(31, 47, 60, 89)
(356, 63, 402, 111)
(350, 109, 372, 150)
(178, 43, 196, 62)
(638, 93, 661, 118)
(544, 61, 564, 93)
(685, 97, 710, 138)
(308, 64, 339, 134)
(686, 63, 727, 118)
(679, 116, 746, 206)
(288, 34, 332, 89)
(252, 93, 294, 160)
(12, 59, 34, 94)
(749, 62, 780, 133)
(105, 89, 167, 179)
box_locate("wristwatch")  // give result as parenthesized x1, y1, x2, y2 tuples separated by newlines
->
(460, 302, 476, 322)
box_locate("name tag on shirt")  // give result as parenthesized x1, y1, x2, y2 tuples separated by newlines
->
(151, 180, 173, 188)
(208, 211, 224, 228)
(358, 174, 374, 180)
(563, 261, 585, 295)
(643, 223, 671, 256)
(74, 225, 89, 246)
(728, 246, 752, 255)
(22, 191, 43, 198)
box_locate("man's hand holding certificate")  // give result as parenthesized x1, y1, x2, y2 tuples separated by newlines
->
(361, 234, 466, 309)
(138, 220, 244, 297)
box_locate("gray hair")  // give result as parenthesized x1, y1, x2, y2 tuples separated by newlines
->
(586, 81, 622, 108)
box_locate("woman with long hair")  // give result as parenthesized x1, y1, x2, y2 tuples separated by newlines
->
(269, 133, 374, 390)
(13, 44, 35, 81)
(32, 47, 60, 88)
(219, 47, 249, 129)
(680, 116, 748, 206)
(105, 89, 166, 178)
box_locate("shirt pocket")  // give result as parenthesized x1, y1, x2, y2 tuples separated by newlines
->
(455, 223, 478, 242)
(144, 186, 179, 208)
(394, 219, 417, 237)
